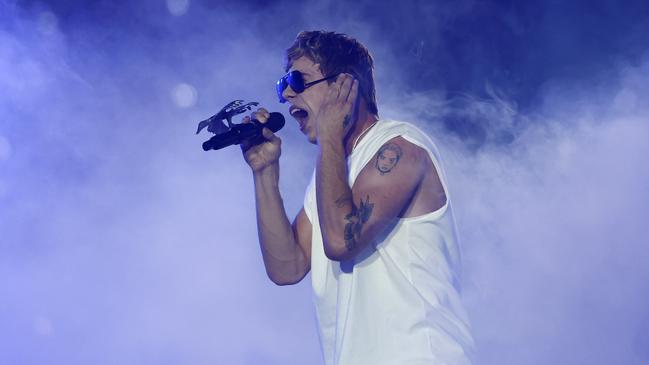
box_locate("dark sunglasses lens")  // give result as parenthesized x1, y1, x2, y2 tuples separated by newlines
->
(277, 76, 288, 103)
(277, 71, 307, 103)
(287, 71, 306, 93)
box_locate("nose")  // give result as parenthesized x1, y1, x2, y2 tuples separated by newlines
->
(282, 84, 297, 102)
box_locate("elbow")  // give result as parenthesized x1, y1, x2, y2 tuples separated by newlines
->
(270, 277, 300, 286)
(265, 267, 307, 286)
(267, 273, 300, 286)
(323, 233, 372, 261)
(323, 239, 353, 262)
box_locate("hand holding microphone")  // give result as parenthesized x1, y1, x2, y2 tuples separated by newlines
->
(196, 100, 285, 172)
(239, 108, 284, 173)
(201, 110, 284, 151)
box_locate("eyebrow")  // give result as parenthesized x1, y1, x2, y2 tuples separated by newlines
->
(297, 70, 312, 77)
(287, 68, 313, 78)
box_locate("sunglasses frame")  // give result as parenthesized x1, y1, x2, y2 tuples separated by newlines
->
(277, 70, 339, 103)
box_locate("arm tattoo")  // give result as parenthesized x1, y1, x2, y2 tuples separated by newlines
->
(343, 114, 351, 128)
(374, 143, 403, 175)
(343, 195, 374, 251)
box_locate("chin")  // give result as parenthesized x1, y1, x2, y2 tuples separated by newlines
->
(302, 126, 317, 144)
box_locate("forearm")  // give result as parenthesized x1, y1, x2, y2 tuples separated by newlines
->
(315, 139, 356, 260)
(253, 163, 307, 284)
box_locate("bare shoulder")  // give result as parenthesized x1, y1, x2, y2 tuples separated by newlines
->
(356, 136, 427, 186)
(351, 137, 426, 220)
(354, 135, 446, 218)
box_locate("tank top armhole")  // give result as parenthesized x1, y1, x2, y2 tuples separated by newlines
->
(400, 134, 452, 203)
(303, 170, 315, 223)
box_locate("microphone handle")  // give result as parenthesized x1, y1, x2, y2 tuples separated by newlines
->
(201, 112, 284, 151)
(202, 122, 260, 151)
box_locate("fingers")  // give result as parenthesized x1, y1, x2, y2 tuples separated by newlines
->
(346, 78, 358, 103)
(333, 74, 347, 100)
(336, 75, 357, 116)
(240, 107, 280, 151)
(252, 107, 270, 123)
(255, 107, 279, 145)
(333, 74, 357, 103)
(241, 127, 280, 154)
(240, 108, 272, 151)
(243, 108, 270, 124)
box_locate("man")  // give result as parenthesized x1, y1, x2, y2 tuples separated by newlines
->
(241, 31, 474, 364)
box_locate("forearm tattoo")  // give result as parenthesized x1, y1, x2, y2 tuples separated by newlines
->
(374, 143, 402, 175)
(343, 195, 374, 251)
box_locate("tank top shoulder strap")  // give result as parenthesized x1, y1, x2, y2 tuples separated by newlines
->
(348, 120, 450, 197)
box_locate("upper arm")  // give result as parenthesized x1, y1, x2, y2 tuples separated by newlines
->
(291, 207, 312, 275)
(338, 136, 426, 259)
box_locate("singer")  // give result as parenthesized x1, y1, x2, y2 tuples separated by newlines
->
(240, 31, 474, 364)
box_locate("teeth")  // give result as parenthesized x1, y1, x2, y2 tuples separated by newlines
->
(290, 108, 304, 116)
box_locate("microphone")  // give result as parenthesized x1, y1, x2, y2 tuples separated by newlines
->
(202, 112, 285, 151)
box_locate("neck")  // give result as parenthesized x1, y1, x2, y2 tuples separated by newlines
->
(343, 102, 378, 156)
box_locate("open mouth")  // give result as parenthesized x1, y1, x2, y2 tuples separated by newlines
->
(289, 106, 309, 129)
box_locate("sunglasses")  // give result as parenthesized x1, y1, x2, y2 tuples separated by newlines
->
(276, 70, 339, 103)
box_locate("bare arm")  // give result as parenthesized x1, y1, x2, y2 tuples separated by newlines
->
(244, 109, 311, 285)
(317, 136, 425, 261)
(253, 165, 311, 285)
(312, 74, 426, 261)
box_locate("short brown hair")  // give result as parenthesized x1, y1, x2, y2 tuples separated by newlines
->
(285, 31, 378, 115)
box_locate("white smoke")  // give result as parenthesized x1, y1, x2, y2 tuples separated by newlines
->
(1, 1, 647, 364)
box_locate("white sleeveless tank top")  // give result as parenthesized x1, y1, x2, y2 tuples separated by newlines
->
(303, 120, 474, 365)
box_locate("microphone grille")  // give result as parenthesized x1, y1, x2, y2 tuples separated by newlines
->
(266, 112, 285, 133)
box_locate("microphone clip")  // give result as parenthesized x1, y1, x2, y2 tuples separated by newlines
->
(195, 99, 259, 136)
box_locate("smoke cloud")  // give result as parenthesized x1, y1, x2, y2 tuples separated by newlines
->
(1, 0, 647, 364)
